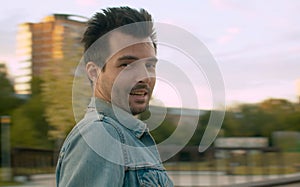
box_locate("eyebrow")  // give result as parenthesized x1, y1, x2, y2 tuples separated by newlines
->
(117, 55, 158, 62)
(118, 55, 139, 61)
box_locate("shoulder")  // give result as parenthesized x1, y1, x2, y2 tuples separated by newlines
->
(56, 113, 126, 186)
(65, 112, 122, 144)
(61, 112, 125, 164)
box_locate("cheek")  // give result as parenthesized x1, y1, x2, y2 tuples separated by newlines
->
(110, 73, 131, 94)
(97, 74, 112, 93)
(151, 78, 156, 88)
(115, 72, 133, 86)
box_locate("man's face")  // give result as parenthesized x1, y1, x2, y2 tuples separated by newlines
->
(94, 32, 157, 115)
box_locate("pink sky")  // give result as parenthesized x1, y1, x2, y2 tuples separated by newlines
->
(0, 0, 299, 108)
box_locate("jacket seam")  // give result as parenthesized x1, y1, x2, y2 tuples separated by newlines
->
(102, 116, 129, 169)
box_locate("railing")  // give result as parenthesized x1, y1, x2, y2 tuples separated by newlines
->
(7, 146, 300, 186)
(163, 146, 300, 186)
(11, 147, 57, 178)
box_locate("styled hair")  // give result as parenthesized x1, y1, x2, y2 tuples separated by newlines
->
(82, 7, 157, 69)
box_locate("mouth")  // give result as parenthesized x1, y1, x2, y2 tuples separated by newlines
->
(129, 89, 148, 96)
(128, 85, 151, 114)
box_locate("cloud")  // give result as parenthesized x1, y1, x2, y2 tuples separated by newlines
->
(217, 27, 241, 44)
(226, 27, 240, 34)
(226, 80, 297, 105)
(288, 45, 300, 53)
(211, 0, 232, 10)
(210, 0, 255, 18)
(211, 0, 246, 11)
(75, 0, 97, 7)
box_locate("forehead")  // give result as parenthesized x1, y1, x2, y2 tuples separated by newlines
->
(108, 31, 155, 57)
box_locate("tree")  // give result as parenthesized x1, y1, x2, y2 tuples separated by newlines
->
(188, 110, 210, 146)
(10, 77, 54, 149)
(41, 30, 84, 139)
(222, 98, 300, 148)
(41, 59, 77, 139)
(0, 63, 23, 115)
(139, 109, 176, 143)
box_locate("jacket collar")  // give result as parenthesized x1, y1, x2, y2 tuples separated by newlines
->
(87, 97, 147, 138)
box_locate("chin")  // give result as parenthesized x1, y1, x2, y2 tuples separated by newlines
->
(130, 105, 148, 115)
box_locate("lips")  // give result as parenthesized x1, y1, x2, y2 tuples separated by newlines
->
(130, 89, 148, 96)
(129, 84, 150, 96)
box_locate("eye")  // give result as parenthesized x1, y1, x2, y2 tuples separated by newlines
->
(146, 62, 157, 69)
(120, 62, 134, 70)
(120, 62, 133, 67)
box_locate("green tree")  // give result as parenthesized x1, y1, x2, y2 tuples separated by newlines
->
(139, 110, 176, 143)
(222, 98, 300, 147)
(41, 60, 76, 139)
(10, 77, 54, 149)
(188, 110, 210, 146)
(0, 63, 23, 115)
(41, 33, 83, 139)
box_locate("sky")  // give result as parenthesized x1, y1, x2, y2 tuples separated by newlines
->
(1, 0, 300, 109)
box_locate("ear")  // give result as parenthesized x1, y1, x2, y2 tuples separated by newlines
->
(86, 61, 100, 83)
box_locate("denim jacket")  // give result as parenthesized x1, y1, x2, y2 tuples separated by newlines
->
(56, 98, 173, 187)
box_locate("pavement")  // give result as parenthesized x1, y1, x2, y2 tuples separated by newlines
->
(168, 171, 300, 186)
(6, 172, 300, 187)
(8, 174, 55, 187)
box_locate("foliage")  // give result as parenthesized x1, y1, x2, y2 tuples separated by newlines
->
(0, 68, 53, 149)
(143, 98, 300, 151)
(0, 64, 23, 115)
(151, 119, 175, 144)
(140, 110, 176, 143)
(188, 111, 211, 146)
(140, 109, 210, 146)
(10, 77, 54, 149)
(41, 60, 76, 139)
(222, 98, 300, 148)
(40, 30, 84, 139)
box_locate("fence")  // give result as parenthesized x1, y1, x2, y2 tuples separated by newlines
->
(164, 146, 300, 186)
(6, 146, 300, 186)
(11, 147, 57, 178)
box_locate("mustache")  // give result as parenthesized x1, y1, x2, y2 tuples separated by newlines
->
(130, 84, 151, 92)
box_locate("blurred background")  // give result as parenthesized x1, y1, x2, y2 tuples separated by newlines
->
(1, 0, 300, 186)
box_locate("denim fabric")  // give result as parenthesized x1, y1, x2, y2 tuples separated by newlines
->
(56, 98, 173, 187)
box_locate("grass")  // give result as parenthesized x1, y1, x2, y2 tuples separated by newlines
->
(0, 181, 22, 186)
(0, 168, 21, 186)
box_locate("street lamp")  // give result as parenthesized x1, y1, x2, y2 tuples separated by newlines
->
(1, 116, 12, 181)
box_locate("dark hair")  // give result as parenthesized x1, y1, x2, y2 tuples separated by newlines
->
(82, 7, 157, 68)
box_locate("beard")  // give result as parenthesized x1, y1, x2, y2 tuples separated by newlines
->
(130, 101, 150, 115)
(112, 85, 152, 116)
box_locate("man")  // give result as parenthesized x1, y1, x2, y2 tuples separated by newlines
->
(56, 7, 174, 187)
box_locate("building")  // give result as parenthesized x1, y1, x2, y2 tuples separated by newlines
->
(14, 14, 87, 95)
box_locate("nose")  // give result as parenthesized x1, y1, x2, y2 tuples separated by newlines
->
(136, 62, 155, 84)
